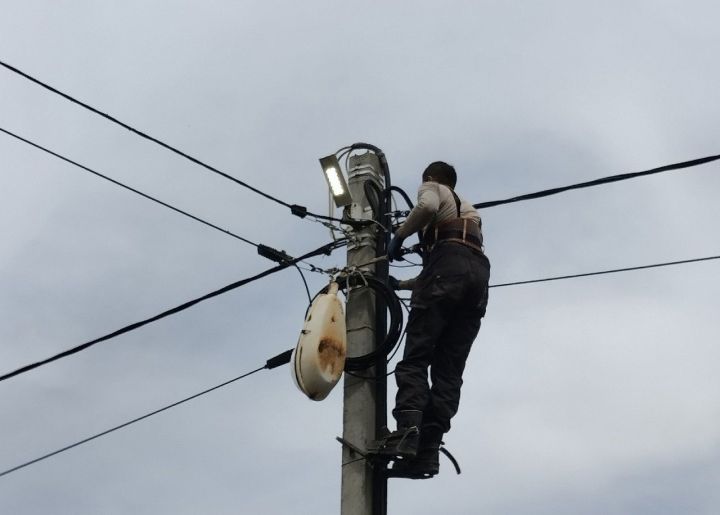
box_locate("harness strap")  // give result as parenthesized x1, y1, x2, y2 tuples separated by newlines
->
(426, 217, 484, 253)
(438, 237, 484, 253)
(422, 185, 484, 254)
(450, 190, 461, 217)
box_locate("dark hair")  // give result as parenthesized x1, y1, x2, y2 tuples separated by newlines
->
(422, 161, 457, 188)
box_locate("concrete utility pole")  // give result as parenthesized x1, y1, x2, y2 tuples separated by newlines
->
(341, 152, 388, 515)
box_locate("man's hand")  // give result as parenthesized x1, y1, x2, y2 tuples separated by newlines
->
(387, 235, 405, 262)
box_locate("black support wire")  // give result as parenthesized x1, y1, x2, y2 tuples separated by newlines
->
(5, 57, 718, 219)
(0, 59, 333, 223)
(293, 264, 312, 304)
(388, 185, 414, 210)
(489, 255, 720, 288)
(474, 154, 720, 209)
(0, 60, 291, 208)
(0, 349, 293, 479)
(0, 127, 259, 248)
(1, 126, 330, 275)
(2, 254, 718, 479)
(0, 240, 346, 383)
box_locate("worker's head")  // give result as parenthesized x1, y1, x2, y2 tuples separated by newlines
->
(422, 161, 457, 189)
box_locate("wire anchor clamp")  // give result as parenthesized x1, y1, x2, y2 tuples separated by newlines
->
(257, 244, 293, 264)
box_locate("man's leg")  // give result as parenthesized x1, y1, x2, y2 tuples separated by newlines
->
(380, 304, 448, 457)
(394, 304, 448, 416)
(423, 307, 482, 436)
(422, 251, 489, 435)
(391, 310, 480, 477)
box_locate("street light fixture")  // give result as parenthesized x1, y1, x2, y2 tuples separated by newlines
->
(320, 154, 353, 207)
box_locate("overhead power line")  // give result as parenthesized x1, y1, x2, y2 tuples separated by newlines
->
(1, 244, 711, 384)
(5, 60, 718, 219)
(0, 240, 345, 383)
(0, 126, 259, 248)
(1, 126, 327, 286)
(1, 255, 718, 479)
(489, 255, 720, 288)
(0, 60, 291, 208)
(0, 59, 341, 224)
(13, 57, 718, 224)
(474, 154, 720, 209)
(0, 349, 293, 479)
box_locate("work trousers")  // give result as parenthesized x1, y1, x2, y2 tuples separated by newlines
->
(394, 242, 490, 439)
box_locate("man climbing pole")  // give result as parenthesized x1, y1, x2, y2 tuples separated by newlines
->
(379, 161, 490, 479)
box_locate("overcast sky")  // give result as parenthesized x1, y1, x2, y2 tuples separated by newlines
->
(1, 1, 719, 514)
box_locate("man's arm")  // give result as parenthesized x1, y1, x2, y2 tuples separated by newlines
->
(394, 183, 440, 239)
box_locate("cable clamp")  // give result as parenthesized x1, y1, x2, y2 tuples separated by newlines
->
(290, 204, 308, 218)
(336, 265, 371, 302)
(347, 233, 375, 250)
(257, 244, 293, 264)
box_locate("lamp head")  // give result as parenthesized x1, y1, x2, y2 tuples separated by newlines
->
(320, 155, 353, 207)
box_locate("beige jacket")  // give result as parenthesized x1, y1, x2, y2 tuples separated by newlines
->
(395, 181, 481, 290)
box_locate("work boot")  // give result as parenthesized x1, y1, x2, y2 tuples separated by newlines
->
(389, 444, 440, 479)
(389, 426, 442, 479)
(374, 410, 422, 457)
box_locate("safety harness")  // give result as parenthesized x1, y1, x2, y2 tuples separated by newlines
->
(421, 187, 484, 253)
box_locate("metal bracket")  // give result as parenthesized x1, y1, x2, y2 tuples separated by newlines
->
(349, 202, 377, 221)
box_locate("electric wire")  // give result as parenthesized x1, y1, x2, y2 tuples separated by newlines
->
(388, 185, 414, 210)
(2, 126, 331, 280)
(0, 126, 260, 248)
(364, 180, 382, 218)
(386, 256, 720, 369)
(6, 55, 717, 219)
(473, 154, 720, 209)
(0, 60, 294, 209)
(315, 274, 403, 371)
(386, 299, 412, 366)
(390, 259, 421, 268)
(3, 254, 717, 477)
(488, 255, 720, 288)
(386, 255, 720, 291)
(6, 80, 714, 469)
(0, 354, 292, 479)
(293, 264, 312, 304)
(342, 456, 367, 467)
(4, 96, 716, 455)
(344, 369, 376, 380)
(296, 261, 331, 277)
(338, 279, 409, 380)
(389, 255, 720, 293)
(0, 59, 342, 223)
(0, 240, 346, 383)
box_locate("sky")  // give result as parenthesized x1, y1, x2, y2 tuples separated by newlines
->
(1, 1, 719, 514)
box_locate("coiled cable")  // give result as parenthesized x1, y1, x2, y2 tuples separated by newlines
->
(316, 275, 403, 371)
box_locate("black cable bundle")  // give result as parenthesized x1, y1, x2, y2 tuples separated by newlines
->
(316, 275, 403, 372)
